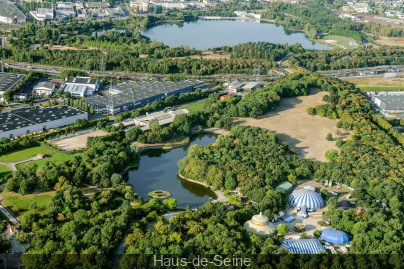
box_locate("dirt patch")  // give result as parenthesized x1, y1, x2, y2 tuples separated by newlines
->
(374, 37, 404, 47)
(234, 89, 350, 162)
(53, 130, 109, 150)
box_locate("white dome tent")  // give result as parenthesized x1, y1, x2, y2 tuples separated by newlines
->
(243, 212, 276, 236)
(288, 189, 324, 211)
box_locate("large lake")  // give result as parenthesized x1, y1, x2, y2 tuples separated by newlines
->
(126, 134, 217, 208)
(142, 19, 332, 50)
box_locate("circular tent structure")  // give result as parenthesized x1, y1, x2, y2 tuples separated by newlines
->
(288, 189, 324, 211)
(243, 212, 276, 236)
(320, 228, 350, 245)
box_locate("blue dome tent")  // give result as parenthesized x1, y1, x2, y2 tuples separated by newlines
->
(288, 189, 324, 211)
(320, 228, 350, 245)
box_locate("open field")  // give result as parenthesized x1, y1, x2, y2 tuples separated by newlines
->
(235, 88, 350, 162)
(320, 35, 351, 48)
(17, 153, 72, 170)
(0, 164, 12, 180)
(341, 77, 404, 91)
(53, 130, 109, 150)
(2, 190, 54, 218)
(0, 146, 56, 163)
(374, 37, 404, 47)
(179, 100, 205, 112)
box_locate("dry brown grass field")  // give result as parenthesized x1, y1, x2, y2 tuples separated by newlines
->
(235, 88, 350, 162)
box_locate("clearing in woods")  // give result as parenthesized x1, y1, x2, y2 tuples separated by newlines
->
(53, 130, 109, 150)
(235, 88, 350, 162)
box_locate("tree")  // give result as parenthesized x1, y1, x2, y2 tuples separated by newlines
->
(29, 101, 33, 107)
(277, 224, 290, 235)
(163, 198, 177, 210)
(224, 171, 236, 190)
(111, 173, 122, 186)
(321, 189, 328, 199)
(90, 105, 95, 115)
(126, 126, 142, 141)
(314, 229, 321, 238)
(29, 202, 37, 212)
(325, 149, 338, 161)
(326, 133, 332, 141)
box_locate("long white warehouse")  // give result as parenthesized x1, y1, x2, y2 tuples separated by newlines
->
(0, 106, 88, 139)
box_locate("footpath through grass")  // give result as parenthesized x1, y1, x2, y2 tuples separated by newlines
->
(17, 153, 72, 170)
(2, 190, 54, 218)
(0, 146, 56, 163)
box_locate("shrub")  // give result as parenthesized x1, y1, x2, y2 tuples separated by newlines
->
(277, 224, 290, 235)
(314, 229, 321, 238)
(325, 133, 332, 141)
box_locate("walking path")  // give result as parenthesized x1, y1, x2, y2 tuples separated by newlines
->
(0, 183, 20, 225)
(0, 155, 45, 172)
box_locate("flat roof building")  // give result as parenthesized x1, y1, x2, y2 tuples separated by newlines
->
(35, 82, 56, 96)
(30, 8, 54, 21)
(0, 106, 88, 139)
(275, 181, 293, 194)
(113, 109, 189, 131)
(242, 82, 262, 91)
(64, 77, 99, 97)
(371, 92, 404, 112)
(85, 2, 110, 8)
(0, 73, 26, 101)
(86, 79, 203, 114)
(228, 81, 244, 92)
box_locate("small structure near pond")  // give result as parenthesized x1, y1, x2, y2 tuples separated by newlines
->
(148, 190, 170, 199)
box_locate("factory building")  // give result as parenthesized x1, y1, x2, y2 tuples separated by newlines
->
(64, 77, 99, 97)
(35, 82, 56, 96)
(85, 80, 203, 114)
(0, 106, 88, 139)
(0, 73, 26, 102)
(370, 92, 404, 113)
(30, 8, 54, 21)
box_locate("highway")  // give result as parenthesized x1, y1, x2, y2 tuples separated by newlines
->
(2, 60, 281, 82)
(319, 65, 404, 78)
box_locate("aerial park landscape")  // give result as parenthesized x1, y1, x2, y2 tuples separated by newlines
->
(0, 0, 403, 267)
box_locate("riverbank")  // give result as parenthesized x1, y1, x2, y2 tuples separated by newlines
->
(177, 173, 228, 203)
(133, 128, 229, 153)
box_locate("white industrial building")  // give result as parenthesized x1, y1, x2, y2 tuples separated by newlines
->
(55, 2, 76, 20)
(30, 8, 54, 21)
(64, 77, 99, 97)
(0, 106, 88, 139)
(35, 82, 56, 96)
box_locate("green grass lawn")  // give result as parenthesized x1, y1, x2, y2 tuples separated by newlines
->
(16, 153, 72, 170)
(0, 164, 12, 181)
(0, 146, 57, 163)
(358, 86, 404, 92)
(321, 35, 352, 48)
(3, 190, 54, 218)
(180, 101, 205, 112)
